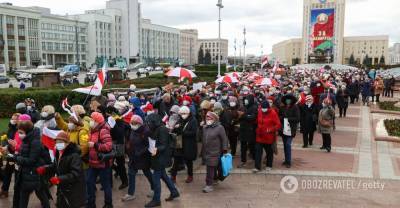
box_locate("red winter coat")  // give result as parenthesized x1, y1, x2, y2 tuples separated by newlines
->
(89, 122, 113, 169)
(256, 108, 281, 144)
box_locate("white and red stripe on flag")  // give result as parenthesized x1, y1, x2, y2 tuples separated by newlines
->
(41, 127, 62, 160)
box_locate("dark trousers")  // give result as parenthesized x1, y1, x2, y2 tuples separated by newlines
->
(87, 167, 113, 207)
(205, 166, 217, 186)
(152, 169, 178, 203)
(282, 135, 293, 165)
(171, 158, 193, 177)
(114, 156, 128, 185)
(372, 94, 380, 102)
(302, 131, 314, 146)
(240, 140, 255, 163)
(322, 133, 332, 149)
(350, 95, 356, 104)
(1, 162, 14, 192)
(255, 143, 273, 170)
(228, 133, 238, 156)
(339, 106, 348, 117)
(128, 167, 154, 196)
(19, 184, 50, 208)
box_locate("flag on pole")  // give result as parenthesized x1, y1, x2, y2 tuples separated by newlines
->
(73, 62, 107, 96)
(42, 127, 62, 161)
(61, 98, 78, 121)
(261, 55, 269, 69)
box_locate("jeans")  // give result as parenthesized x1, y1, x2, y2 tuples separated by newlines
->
(240, 141, 255, 163)
(206, 166, 217, 186)
(322, 133, 332, 149)
(87, 167, 112, 207)
(114, 156, 128, 185)
(128, 167, 154, 196)
(302, 131, 314, 146)
(254, 143, 273, 169)
(282, 136, 293, 164)
(152, 169, 178, 203)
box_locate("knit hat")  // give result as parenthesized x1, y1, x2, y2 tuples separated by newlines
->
(91, 112, 104, 123)
(114, 101, 127, 112)
(16, 102, 26, 110)
(206, 111, 219, 121)
(130, 115, 143, 125)
(178, 106, 190, 115)
(55, 131, 70, 143)
(261, 100, 270, 109)
(118, 96, 126, 101)
(182, 95, 192, 105)
(142, 103, 154, 113)
(170, 105, 180, 114)
(19, 114, 31, 121)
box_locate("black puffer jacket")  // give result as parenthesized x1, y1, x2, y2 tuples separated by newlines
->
(239, 94, 258, 142)
(15, 127, 46, 191)
(128, 125, 151, 170)
(299, 103, 318, 133)
(48, 143, 86, 208)
(181, 115, 198, 161)
(146, 114, 172, 170)
(279, 94, 300, 137)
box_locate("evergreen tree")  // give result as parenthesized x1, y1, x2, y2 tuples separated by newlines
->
(349, 54, 355, 65)
(363, 54, 369, 66)
(379, 55, 385, 65)
(198, 47, 204, 64)
(204, 50, 212, 64)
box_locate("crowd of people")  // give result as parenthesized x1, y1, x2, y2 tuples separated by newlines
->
(0, 66, 396, 208)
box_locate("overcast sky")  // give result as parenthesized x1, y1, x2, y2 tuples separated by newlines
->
(11, 0, 400, 55)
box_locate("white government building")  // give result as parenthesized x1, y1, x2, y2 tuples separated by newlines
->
(272, 0, 389, 66)
(0, 0, 209, 71)
(198, 38, 229, 64)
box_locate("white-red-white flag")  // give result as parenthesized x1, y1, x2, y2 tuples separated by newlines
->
(73, 63, 107, 96)
(261, 55, 269, 69)
(41, 127, 62, 161)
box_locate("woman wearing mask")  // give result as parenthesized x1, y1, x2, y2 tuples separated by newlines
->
(36, 131, 86, 208)
(122, 115, 154, 202)
(253, 101, 281, 173)
(7, 114, 50, 208)
(220, 96, 240, 156)
(86, 112, 113, 208)
(318, 98, 336, 152)
(201, 111, 228, 193)
(0, 113, 20, 198)
(299, 95, 318, 148)
(279, 94, 300, 168)
(336, 85, 350, 118)
(172, 106, 198, 183)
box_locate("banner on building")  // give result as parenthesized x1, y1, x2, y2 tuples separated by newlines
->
(310, 8, 335, 53)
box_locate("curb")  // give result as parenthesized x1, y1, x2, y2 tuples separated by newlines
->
(375, 137, 400, 143)
(370, 109, 400, 115)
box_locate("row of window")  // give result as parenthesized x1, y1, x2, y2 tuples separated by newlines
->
(41, 42, 86, 52)
(41, 23, 87, 33)
(41, 32, 86, 42)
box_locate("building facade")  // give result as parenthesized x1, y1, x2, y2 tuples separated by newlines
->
(180, 29, 198, 65)
(272, 0, 389, 66)
(198, 38, 229, 64)
(0, 3, 41, 70)
(389, 43, 400, 65)
(140, 19, 180, 64)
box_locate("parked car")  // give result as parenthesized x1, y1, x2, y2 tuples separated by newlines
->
(155, 66, 163, 71)
(0, 76, 10, 84)
(16, 73, 32, 82)
(60, 65, 80, 77)
(138, 68, 148, 74)
(85, 68, 98, 83)
(146, 66, 154, 72)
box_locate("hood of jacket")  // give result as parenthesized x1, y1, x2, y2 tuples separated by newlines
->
(129, 97, 142, 108)
(281, 94, 297, 106)
(146, 113, 163, 131)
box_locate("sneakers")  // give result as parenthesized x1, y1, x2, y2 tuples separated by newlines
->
(265, 167, 272, 172)
(202, 185, 214, 193)
(185, 176, 193, 183)
(121, 194, 136, 202)
(147, 190, 154, 198)
(237, 162, 246, 168)
(144, 200, 161, 208)
(165, 192, 180, 201)
(252, 168, 260, 173)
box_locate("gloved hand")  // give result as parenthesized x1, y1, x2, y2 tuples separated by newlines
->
(36, 166, 46, 175)
(49, 177, 61, 185)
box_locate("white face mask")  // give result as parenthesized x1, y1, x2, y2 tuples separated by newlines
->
(90, 121, 97, 129)
(19, 133, 26, 140)
(68, 123, 76, 130)
(317, 83, 321, 87)
(206, 120, 214, 126)
(244, 100, 249, 105)
(41, 112, 49, 118)
(183, 101, 190, 106)
(210, 100, 216, 104)
(55, 143, 66, 151)
(10, 120, 17, 125)
(26, 106, 32, 111)
(261, 108, 268, 113)
(181, 114, 189, 120)
(229, 102, 236, 107)
(147, 111, 154, 115)
(131, 124, 140, 130)
(222, 95, 228, 100)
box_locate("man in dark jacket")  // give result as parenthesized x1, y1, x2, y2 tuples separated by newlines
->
(299, 95, 318, 148)
(122, 115, 154, 202)
(158, 93, 174, 117)
(237, 94, 258, 168)
(347, 79, 360, 104)
(279, 94, 300, 168)
(37, 131, 86, 208)
(145, 114, 179, 208)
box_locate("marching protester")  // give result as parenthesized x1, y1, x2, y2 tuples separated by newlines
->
(336, 85, 350, 118)
(318, 98, 336, 153)
(299, 95, 318, 147)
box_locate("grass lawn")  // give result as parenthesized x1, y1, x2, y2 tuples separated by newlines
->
(378, 101, 400, 112)
(0, 117, 9, 135)
(384, 119, 400, 137)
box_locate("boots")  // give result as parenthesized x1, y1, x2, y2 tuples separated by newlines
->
(185, 176, 193, 183)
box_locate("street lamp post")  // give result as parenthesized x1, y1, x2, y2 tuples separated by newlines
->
(217, 0, 223, 77)
(243, 27, 246, 72)
(234, 38, 237, 71)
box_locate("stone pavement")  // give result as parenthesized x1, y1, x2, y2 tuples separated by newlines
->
(2, 99, 400, 207)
